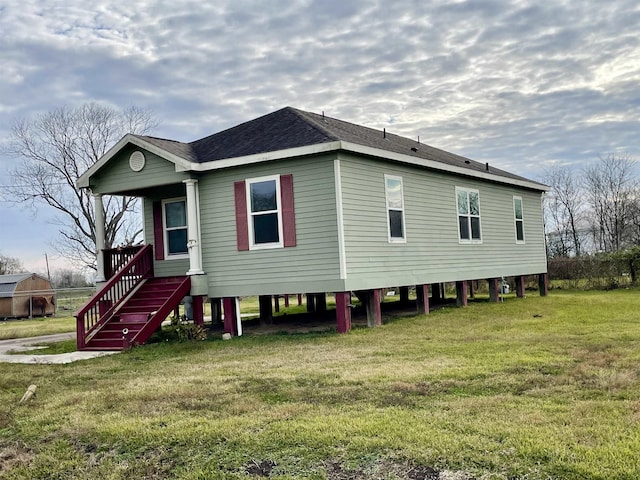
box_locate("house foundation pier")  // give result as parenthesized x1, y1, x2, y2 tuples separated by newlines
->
(430, 283, 441, 304)
(193, 296, 204, 326)
(222, 297, 239, 336)
(314, 293, 327, 314)
(273, 295, 280, 312)
(259, 295, 273, 325)
(515, 275, 526, 298)
(357, 289, 381, 327)
(335, 292, 352, 333)
(538, 273, 548, 296)
(399, 286, 410, 306)
(306, 293, 316, 313)
(209, 298, 222, 327)
(488, 278, 500, 302)
(416, 284, 430, 314)
(468, 280, 475, 299)
(455, 281, 468, 307)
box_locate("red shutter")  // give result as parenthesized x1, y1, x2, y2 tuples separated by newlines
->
(280, 174, 297, 247)
(234, 181, 249, 251)
(152, 201, 164, 260)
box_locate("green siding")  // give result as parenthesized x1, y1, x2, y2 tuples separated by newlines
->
(339, 154, 547, 290)
(198, 154, 344, 297)
(142, 195, 191, 277)
(91, 145, 190, 195)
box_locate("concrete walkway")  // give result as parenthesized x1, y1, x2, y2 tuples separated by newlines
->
(0, 332, 119, 364)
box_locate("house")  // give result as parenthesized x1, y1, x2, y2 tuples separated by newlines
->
(75, 107, 548, 350)
(0, 273, 56, 319)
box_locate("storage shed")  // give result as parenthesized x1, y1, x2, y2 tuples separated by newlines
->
(0, 273, 56, 319)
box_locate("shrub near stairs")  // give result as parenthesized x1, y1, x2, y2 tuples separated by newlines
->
(168, 315, 208, 342)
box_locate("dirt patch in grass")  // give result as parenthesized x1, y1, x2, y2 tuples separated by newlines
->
(0, 442, 34, 472)
(243, 458, 472, 480)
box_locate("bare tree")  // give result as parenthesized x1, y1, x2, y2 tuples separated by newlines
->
(2, 103, 158, 269)
(0, 254, 25, 275)
(50, 268, 90, 288)
(583, 153, 638, 252)
(543, 165, 584, 257)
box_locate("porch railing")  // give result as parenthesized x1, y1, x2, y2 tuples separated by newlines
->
(104, 245, 144, 280)
(75, 244, 154, 350)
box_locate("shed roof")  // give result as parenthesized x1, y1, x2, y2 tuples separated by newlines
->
(79, 107, 548, 191)
(0, 273, 51, 298)
(0, 273, 32, 298)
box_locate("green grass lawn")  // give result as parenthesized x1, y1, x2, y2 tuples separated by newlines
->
(0, 315, 77, 340)
(1, 289, 639, 479)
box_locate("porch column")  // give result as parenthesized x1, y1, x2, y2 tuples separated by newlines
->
(456, 281, 468, 307)
(94, 193, 106, 282)
(416, 284, 430, 315)
(515, 275, 526, 298)
(335, 292, 352, 333)
(183, 179, 204, 275)
(488, 278, 500, 302)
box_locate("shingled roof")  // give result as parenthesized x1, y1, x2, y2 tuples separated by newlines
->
(134, 107, 539, 186)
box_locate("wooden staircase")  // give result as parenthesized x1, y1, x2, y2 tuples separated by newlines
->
(76, 245, 192, 351)
(83, 276, 191, 350)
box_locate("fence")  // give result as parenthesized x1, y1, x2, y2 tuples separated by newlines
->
(54, 287, 97, 315)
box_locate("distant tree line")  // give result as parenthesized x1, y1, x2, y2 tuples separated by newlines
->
(543, 153, 640, 286)
(0, 253, 24, 275)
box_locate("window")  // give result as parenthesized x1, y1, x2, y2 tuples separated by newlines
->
(514, 196, 525, 243)
(234, 174, 296, 252)
(163, 198, 188, 257)
(456, 187, 482, 243)
(385, 174, 406, 242)
(247, 175, 283, 249)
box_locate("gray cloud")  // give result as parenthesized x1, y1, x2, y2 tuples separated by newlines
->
(1, 0, 640, 269)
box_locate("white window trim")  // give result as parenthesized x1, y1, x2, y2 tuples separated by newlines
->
(246, 174, 284, 250)
(384, 174, 407, 244)
(513, 196, 525, 244)
(162, 197, 189, 260)
(455, 186, 482, 244)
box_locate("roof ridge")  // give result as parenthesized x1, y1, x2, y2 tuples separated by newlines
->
(285, 107, 341, 141)
(136, 134, 187, 144)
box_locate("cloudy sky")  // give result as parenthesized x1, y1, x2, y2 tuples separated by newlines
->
(1, 0, 639, 273)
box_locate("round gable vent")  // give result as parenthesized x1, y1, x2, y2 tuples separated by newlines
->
(129, 151, 146, 172)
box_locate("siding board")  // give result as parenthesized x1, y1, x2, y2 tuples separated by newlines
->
(92, 145, 190, 194)
(339, 153, 547, 290)
(197, 154, 344, 297)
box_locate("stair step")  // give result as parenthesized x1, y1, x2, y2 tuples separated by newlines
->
(84, 338, 130, 350)
(79, 274, 190, 351)
(91, 330, 141, 339)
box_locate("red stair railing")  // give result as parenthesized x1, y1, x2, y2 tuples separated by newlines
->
(75, 244, 154, 350)
(104, 245, 144, 279)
